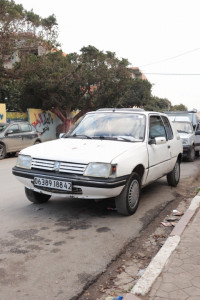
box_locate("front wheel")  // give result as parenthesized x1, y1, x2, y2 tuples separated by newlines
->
(167, 159, 180, 187)
(195, 150, 200, 157)
(0, 143, 6, 160)
(115, 172, 141, 216)
(25, 187, 51, 203)
(188, 146, 195, 162)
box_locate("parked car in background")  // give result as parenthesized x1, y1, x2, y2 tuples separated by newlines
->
(0, 122, 41, 160)
(12, 109, 183, 216)
(167, 115, 200, 161)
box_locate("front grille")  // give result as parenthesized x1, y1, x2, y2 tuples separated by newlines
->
(31, 158, 87, 175)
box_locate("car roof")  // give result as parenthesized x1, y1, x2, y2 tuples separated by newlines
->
(88, 108, 168, 117)
(97, 108, 145, 112)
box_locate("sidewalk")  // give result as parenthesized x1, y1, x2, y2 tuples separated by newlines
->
(123, 192, 200, 300)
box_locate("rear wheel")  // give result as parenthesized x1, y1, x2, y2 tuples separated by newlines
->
(0, 143, 6, 160)
(167, 159, 180, 187)
(25, 187, 51, 203)
(115, 172, 141, 216)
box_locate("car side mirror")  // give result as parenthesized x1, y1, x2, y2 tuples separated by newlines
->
(155, 137, 166, 144)
(149, 137, 166, 145)
(6, 130, 13, 135)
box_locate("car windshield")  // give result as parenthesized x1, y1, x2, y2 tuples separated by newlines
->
(173, 121, 193, 134)
(0, 124, 8, 133)
(67, 112, 146, 141)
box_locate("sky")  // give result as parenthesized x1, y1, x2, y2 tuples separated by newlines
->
(14, 0, 200, 111)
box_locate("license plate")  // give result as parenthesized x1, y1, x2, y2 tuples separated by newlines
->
(34, 177, 72, 191)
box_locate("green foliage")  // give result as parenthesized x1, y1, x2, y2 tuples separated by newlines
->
(0, 0, 59, 58)
(0, 0, 59, 109)
(0, 1, 179, 128)
(18, 46, 135, 120)
(144, 96, 171, 112)
(170, 104, 188, 111)
(120, 78, 152, 108)
(196, 187, 200, 195)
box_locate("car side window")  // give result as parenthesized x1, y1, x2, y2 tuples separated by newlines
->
(9, 124, 19, 133)
(149, 116, 166, 139)
(161, 116, 174, 140)
(20, 124, 31, 132)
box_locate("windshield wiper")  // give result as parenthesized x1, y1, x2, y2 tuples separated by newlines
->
(117, 136, 140, 142)
(177, 130, 188, 134)
(93, 136, 139, 142)
(72, 134, 92, 139)
(93, 136, 119, 140)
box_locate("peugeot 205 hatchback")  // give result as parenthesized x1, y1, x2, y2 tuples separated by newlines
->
(12, 109, 183, 215)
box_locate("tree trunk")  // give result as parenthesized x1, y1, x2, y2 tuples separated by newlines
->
(51, 106, 73, 134)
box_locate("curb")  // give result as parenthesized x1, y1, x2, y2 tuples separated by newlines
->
(122, 193, 200, 299)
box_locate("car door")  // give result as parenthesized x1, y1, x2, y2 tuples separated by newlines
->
(20, 123, 37, 149)
(4, 124, 22, 152)
(146, 115, 172, 183)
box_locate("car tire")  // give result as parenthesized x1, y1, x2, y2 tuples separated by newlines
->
(7, 152, 17, 157)
(0, 143, 6, 160)
(195, 150, 200, 157)
(167, 159, 180, 187)
(25, 187, 51, 203)
(188, 146, 195, 162)
(115, 172, 141, 216)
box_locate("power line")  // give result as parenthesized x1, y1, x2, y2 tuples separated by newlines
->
(138, 47, 200, 68)
(143, 72, 200, 76)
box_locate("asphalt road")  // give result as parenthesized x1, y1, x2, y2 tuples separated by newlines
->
(0, 157, 199, 300)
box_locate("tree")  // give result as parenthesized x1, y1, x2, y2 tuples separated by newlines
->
(0, 0, 58, 105)
(19, 46, 133, 130)
(170, 104, 188, 111)
(144, 96, 171, 112)
(120, 78, 152, 108)
(0, 0, 58, 58)
(1, 1, 169, 132)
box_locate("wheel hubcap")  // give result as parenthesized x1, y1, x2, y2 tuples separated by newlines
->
(128, 179, 139, 209)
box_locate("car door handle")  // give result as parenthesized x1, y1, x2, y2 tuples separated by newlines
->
(168, 145, 170, 149)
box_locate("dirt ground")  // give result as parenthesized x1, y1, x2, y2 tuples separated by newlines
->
(77, 169, 200, 300)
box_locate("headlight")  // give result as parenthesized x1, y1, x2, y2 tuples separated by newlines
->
(84, 163, 116, 178)
(181, 138, 189, 145)
(16, 155, 32, 169)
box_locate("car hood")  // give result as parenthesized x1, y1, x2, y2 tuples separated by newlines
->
(179, 132, 193, 139)
(20, 138, 143, 164)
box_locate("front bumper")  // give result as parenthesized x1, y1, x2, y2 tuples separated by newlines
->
(12, 166, 128, 199)
(182, 145, 192, 157)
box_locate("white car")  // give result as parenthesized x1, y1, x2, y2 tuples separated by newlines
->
(12, 109, 183, 215)
(168, 115, 200, 161)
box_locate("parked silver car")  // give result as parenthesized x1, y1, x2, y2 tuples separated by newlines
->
(0, 122, 41, 159)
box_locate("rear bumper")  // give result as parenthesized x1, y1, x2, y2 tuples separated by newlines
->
(12, 166, 128, 199)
